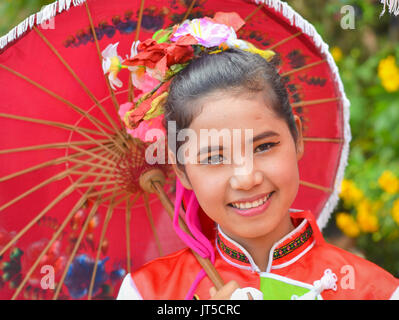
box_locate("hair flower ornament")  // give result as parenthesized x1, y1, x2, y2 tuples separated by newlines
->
(101, 11, 275, 142)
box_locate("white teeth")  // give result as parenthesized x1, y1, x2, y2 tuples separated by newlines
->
(231, 192, 273, 210)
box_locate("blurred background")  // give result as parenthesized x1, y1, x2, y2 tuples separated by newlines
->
(1, 0, 398, 279)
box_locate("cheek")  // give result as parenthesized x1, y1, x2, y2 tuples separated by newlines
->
(259, 146, 300, 193)
(185, 166, 227, 212)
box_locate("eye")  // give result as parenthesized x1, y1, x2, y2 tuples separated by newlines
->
(254, 142, 280, 154)
(201, 154, 225, 165)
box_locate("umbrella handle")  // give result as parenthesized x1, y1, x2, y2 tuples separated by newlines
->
(139, 169, 225, 290)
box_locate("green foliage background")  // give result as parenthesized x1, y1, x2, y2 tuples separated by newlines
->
(1, 0, 398, 277)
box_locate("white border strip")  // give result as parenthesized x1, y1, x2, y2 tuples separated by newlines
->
(0, 0, 87, 50)
(253, 0, 352, 230)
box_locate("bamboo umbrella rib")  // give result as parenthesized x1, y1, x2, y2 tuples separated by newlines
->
(87, 189, 118, 300)
(67, 158, 116, 172)
(181, 0, 197, 22)
(266, 31, 303, 51)
(32, 26, 129, 149)
(68, 171, 116, 178)
(75, 180, 116, 188)
(125, 196, 133, 275)
(299, 180, 333, 193)
(244, 3, 263, 22)
(281, 60, 327, 77)
(0, 144, 113, 183)
(143, 192, 164, 257)
(86, 186, 121, 199)
(0, 150, 116, 257)
(67, 144, 116, 166)
(291, 97, 340, 108)
(303, 137, 343, 143)
(52, 181, 111, 300)
(0, 139, 111, 155)
(100, 189, 129, 204)
(83, 2, 125, 133)
(86, 191, 133, 300)
(0, 63, 125, 153)
(0, 151, 112, 212)
(0, 112, 111, 138)
(10, 159, 113, 300)
(127, 0, 145, 103)
(0, 112, 120, 158)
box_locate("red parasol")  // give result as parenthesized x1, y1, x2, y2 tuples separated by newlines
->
(0, 0, 350, 300)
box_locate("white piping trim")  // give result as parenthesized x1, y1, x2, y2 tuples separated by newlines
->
(266, 218, 308, 272)
(215, 238, 253, 272)
(271, 240, 315, 270)
(252, 0, 352, 231)
(217, 212, 314, 273)
(0, 0, 87, 50)
(217, 225, 261, 273)
(390, 286, 399, 300)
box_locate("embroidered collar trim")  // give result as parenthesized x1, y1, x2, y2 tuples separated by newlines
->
(215, 210, 317, 272)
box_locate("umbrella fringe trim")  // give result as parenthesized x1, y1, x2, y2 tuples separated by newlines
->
(0, 0, 87, 50)
(254, 0, 352, 230)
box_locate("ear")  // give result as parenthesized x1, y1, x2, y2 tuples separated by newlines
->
(294, 115, 304, 161)
(168, 148, 193, 190)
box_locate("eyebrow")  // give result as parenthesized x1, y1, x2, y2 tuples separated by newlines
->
(196, 130, 280, 156)
(249, 130, 280, 143)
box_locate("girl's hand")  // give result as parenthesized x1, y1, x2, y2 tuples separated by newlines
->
(209, 280, 241, 300)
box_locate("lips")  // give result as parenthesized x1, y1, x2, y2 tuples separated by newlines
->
(227, 191, 275, 217)
(228, 191, 274, 209)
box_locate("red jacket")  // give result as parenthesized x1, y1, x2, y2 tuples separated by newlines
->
(117, 209, 399, 300)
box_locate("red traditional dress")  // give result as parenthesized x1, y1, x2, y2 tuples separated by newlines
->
(117, 209, 399, 300)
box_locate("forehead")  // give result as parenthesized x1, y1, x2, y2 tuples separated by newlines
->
(189, 91, 284, 134)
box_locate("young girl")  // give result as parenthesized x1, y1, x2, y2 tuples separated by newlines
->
(116, 47, 399, 300)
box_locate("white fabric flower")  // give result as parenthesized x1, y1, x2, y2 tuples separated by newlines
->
(102, 42, 124, 90)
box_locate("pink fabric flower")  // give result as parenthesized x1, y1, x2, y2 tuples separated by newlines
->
(170, 17, 233, 48)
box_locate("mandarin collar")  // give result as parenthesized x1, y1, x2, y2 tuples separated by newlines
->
(215, 209, 322, 273)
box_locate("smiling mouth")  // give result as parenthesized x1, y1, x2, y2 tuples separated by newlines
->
(227, 191, 275, 210)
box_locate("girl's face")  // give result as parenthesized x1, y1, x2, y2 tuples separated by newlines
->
(172, 90, 304, 242)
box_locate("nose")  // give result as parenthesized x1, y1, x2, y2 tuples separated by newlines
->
(229, 168, 264, 191)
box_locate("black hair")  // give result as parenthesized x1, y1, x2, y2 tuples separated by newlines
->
(163, 47, 299, 161)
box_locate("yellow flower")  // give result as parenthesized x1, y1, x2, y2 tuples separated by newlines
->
(356, 199, 379, 233)
(336, 212, 360, 238)
(339, 179, 364, 207)
(378, 55, 399, 92)
(391, 199, 399, 226)
(331, 46, 343, 63)
(378, 170, 399, 194)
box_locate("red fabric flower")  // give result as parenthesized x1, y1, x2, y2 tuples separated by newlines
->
(123, 38, 195, 78)
(126, 81, 171, 129)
